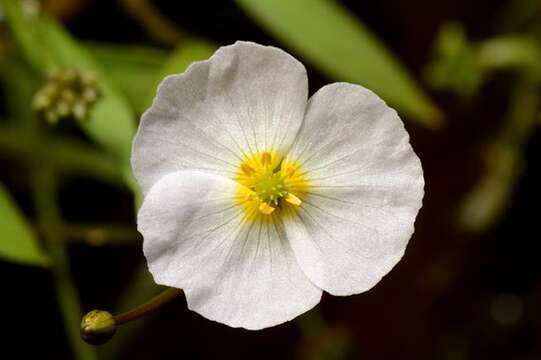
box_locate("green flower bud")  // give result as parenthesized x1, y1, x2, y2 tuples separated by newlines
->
(80, 310, 117, 345)
(32, 68, 100, 125)
(60, 89, 76, 103)
(45, 110, 59, 126)
(55, 100, 71, 117)
(31, 93, 51, 111)
(73, 101, 88, 122)
(82, 88, 98, 103)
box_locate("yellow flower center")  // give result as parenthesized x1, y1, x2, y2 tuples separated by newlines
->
(235, 151, 309, 221)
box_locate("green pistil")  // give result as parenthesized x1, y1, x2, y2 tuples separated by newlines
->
(253, 170, 286, 206)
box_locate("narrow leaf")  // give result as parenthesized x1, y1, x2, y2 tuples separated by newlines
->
(237, 0, 443, 127)
(0, 183, 49, 266)
(85, 42, 168, 112)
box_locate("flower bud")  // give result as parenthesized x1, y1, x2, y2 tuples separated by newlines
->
(32, 68, 101, 125)
(80, 310, 116, 345)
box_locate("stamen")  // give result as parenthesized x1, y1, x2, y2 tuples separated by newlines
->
(285, 193, 302, 206)
(241, 163, 255, 176)
(261, 152, 272, 167)
(285, 166, 296, 177)
(258, 202, 276, 215)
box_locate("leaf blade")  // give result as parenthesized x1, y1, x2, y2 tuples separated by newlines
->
(0, 183, 49, 267)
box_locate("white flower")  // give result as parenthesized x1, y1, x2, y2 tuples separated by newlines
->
(132, 41, 424, 330)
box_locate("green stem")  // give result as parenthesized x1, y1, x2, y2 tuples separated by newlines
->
(32, 168, 97, 360)
(81, 286, 182, 348)
(458, 76, 540, 232)
(99, 266, 161, 359)
(36, 222, 141, 247)
(477, 37, 541, 73)
(117, 0, 184, 46)
(0, 126, 125, 186)
(113, 287, 183, 325)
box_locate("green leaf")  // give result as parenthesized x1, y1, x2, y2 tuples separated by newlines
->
(1, 0, 136, 163)
(85, 42, 168, 112)
(0, 1, 57, 71)
(0, 183, 49, 266)
(237, 0, 443, 128)
(0, 55, 41, 127)
(143, 37, 217, 113)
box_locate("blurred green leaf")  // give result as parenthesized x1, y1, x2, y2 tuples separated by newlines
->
(237, 0, 443, 128)
(143, 37, 217, 112)
(425, 22, 541, 97)
(0, 55, 40, 127)
(458, 78, 539, 232)
(0, 183, 49, 266)
(424, 22, 485, 97)
(0, 1, 57, 71)
(458, 142, 523, 232)
(31, 170, 97, 360)
(1, 0, 135, 163)
(85, 42, 168, 112)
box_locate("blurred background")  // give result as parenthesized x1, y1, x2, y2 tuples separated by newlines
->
(0, 0, 540, 359)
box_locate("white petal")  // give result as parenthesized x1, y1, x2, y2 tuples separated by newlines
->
(138, 171, 322, 329)
(132, 41, 308, 194)
(284, 83, 424, 296)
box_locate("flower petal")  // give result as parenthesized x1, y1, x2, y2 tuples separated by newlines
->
(132, 41, 308, 194)
(283, 83, 424, 296)
(138, 171, 322, 329)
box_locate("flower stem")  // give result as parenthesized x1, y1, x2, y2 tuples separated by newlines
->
(117, 0, 183, 46)
(113, 287, 183, 325)
(33, 168, 98, 360)
(81, 287, 183, 345)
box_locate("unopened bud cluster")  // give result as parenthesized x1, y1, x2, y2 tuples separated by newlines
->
(32, 69, 100, 125)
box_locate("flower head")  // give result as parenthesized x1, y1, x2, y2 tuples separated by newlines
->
(132, 41, 424, 330)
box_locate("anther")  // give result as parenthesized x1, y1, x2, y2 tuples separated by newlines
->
(285, 193, 302, 206)
(261, 152, 272, 166)
(285, 166, 296, 177)
(241, 163, 255, 176)
(258, 202, 276, 215)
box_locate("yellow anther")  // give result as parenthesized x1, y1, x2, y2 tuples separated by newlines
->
(261, 152, 272, 166)
(258, 202, 276, 215)
(285, 166, 296, 178)
(285, 193, 302, 206)
(241, 163, 255, 176)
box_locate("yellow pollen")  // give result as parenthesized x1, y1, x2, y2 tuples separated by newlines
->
(285, 193, 302, 206)
(258, 202, 276, 215)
